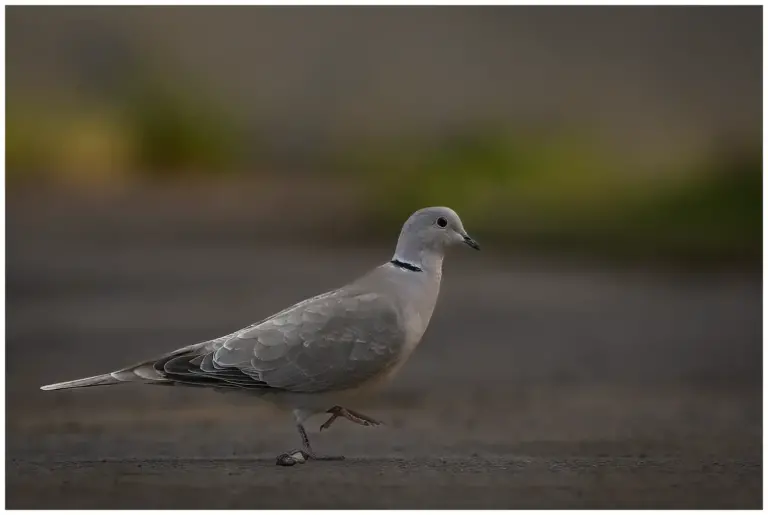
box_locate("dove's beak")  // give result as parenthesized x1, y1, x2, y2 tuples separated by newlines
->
(463, 235, 480, 250)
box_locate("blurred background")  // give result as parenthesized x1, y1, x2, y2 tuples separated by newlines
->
(6, 6, 762, 509)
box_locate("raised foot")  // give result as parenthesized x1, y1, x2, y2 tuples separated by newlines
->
(275, 449, 346, 466)
(320, 406, 384, 432)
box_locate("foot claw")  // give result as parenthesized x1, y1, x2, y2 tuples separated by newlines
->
(276, 449, 309, 466)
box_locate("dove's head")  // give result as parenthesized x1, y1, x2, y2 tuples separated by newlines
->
(392, 206, 479, 269)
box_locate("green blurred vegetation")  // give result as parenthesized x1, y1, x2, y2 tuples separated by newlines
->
(7, 75, 246, 185)
(337, 126, 761, 264)
(125, 77, 245, 177)
(6, 83, 760, 265)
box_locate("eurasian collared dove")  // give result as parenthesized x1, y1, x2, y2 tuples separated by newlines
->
(40, 206, 479, 465)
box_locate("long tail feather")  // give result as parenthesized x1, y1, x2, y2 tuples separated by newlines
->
(40, 373, 123, 391)
(40, 362, 169, 391)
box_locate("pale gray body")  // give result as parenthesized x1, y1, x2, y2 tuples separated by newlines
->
(40, 206, 479, 464)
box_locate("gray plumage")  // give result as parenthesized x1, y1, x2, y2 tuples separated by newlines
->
(40, 206, 479, 464)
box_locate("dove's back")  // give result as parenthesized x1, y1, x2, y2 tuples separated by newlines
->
(40, 260, 441, 395)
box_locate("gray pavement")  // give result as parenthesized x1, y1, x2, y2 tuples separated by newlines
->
(6, 196, 761, 508)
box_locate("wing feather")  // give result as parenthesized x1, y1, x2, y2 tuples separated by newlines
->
(143, 286, 406, 394)
(210, 289, 405, 393)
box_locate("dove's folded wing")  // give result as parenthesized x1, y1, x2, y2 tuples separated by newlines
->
(212, 290, 405, 392)
(150, 289, 406, 393)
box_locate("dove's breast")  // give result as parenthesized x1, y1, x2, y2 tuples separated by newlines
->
(321, 261, 442, 394)
(378, 268, 442, 379)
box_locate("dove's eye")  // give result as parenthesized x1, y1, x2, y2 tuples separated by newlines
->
(436, 217, 448, 228)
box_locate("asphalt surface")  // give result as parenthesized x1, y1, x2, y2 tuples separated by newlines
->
(6, 193, 762, 508)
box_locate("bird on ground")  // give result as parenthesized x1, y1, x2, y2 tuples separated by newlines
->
(41, 206, 480, 466)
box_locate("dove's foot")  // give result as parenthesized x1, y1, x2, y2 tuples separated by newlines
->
(276, 450, 305, 466)
(275, 449, 345, 466)
(277, 416, 348, 466)
(320, 406, 384, 431)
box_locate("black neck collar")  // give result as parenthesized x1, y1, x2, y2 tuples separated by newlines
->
(390, 259, 422, 272)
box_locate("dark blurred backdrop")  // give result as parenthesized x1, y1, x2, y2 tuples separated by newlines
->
(6, 6, 762, 263)
(6, 6, 762, 509)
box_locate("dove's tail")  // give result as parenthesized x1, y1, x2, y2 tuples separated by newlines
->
(40, 364, 169, 391)
(40, 373, 123, 391)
